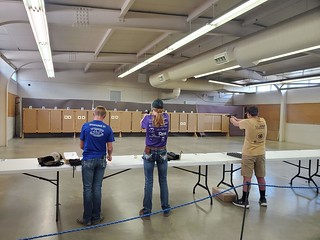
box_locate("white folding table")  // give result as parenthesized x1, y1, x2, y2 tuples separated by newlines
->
(1, 149, 319, 221)
(0, 158, 73, 221)
(217, 149, 320, 199)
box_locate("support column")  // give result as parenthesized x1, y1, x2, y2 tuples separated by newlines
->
(279, 90, 287, 142)
(0, 72, 7, 146)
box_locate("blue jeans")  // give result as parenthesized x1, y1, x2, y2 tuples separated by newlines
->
(81, 157, 106, 224)
(142, 149, 170, 214)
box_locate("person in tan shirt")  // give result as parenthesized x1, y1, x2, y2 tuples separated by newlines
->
(230, 106, 267, 208)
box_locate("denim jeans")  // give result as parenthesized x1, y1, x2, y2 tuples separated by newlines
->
(142, 149, 170, 214)
(81, 157, 106, 224)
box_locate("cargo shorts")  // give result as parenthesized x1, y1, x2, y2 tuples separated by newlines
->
(241, 154, 266, 178)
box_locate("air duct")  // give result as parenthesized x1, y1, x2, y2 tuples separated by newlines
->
(234, 7, 320, 67)
(213, 52, 230, 65)
(160, 88, 181, 100)
(149, 7, 320, 89)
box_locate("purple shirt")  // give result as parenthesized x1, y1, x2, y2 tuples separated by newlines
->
(141, 113, 169, 147)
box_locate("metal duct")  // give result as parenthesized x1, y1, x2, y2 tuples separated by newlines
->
(234, 7, 320, 67)
(160, 88, 181, 100)
(149, 7, 320, 89)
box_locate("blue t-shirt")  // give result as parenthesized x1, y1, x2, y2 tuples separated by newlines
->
(80, 120, 115, 160)
(141, 113, 169, 147)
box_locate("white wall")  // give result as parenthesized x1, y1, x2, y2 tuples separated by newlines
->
(233, 88, 320, 147)
(18, 69, 159, 102)
(231, 90, 282, 105)
(17, 69, 232, 104)
(7, 117, 15, 139)
(286, 87, 320, 103)
(286, 124, 320, 146)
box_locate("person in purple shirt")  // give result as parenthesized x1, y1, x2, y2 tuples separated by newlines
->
(139, 99, 170, 220)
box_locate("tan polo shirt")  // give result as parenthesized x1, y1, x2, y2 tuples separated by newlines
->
(239, 117, 267, 156)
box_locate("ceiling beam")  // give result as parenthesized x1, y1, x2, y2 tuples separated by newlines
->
(84, 29, 115, 72)
(94, 29, 115, 56)
(45, 4, 188, 32)
(242, 0, 301, 26)
(119, 32, 172, 73)
(119, 0, 136, 19)
(137, 32, 171, 58)
(187, 0, 220, 22)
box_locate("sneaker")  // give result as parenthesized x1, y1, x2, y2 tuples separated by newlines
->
(76, 218, 91, 226)
(232, 198, 250, 209)
(92, 215, 104, 225)
(139, 209, 150, 220)
(259, 198, 267, 207)
(163, 211, 171, 217)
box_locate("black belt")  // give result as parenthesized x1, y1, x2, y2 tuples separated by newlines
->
(146, 146, 166, 150)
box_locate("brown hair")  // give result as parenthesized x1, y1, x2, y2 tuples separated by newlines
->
(152, 108, 164, 127)
(94, 106, 107, 118)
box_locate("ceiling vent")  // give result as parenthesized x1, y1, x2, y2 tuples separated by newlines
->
(158, 74, 165, 82)
(214, 52, 229, 65)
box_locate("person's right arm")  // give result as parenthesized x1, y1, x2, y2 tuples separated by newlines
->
(106, 142, 113, 161)
(80, 140, 84, 150)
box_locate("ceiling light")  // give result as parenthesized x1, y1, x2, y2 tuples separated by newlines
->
(194, 65, 241, 78)
(208, 80, 243, 87)
(23, 0, 55, 78)
(257, 45, 320, 63)
(118, 0, 268, 78)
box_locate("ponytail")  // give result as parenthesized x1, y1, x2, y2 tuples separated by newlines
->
(152, 108, 164, 127)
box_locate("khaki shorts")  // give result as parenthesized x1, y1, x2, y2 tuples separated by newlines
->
(241, 154, 266, 178)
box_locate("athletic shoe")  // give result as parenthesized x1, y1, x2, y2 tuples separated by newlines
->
(76, 218, 91, 226)
(139, 209, 150, 220)
(259, 198, 267, 207)
(232, 199, 250, 209)
(92, 215, 104, 225)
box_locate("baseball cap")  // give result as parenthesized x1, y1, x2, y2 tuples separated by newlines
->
(152, 99, 164, 109)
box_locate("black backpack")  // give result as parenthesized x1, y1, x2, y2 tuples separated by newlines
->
(68, 158, 82, 166)
(38, 155, 64, 167)
(167, 152, 180, 161)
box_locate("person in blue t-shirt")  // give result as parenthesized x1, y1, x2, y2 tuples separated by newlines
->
(77, 106, 115, 226)
(139, 99, 170, 220)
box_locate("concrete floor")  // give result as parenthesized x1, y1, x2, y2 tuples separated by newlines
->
(0, 134, 320, 240)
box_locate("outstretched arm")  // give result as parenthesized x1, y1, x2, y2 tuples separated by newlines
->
(230, 116, 241, 127)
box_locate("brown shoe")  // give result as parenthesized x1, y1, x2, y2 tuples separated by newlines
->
(163, 211, 171, 217)
(92, 215, 104, 225)
(76, 218, 91, 226)
(139, 209, 150, 220)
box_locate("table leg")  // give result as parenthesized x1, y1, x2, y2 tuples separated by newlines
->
(217, 163, 240, 199)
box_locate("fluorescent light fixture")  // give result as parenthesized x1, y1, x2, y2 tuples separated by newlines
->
(249, 76, 320, 87)
(23, 0, 55, 78)
(208, 80, 243, 87)
(194, 65, 241, 78)
(257, 45, 320, 63)
(118, 0, 268, 78)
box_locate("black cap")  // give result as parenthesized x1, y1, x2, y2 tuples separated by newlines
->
(152, 99, 164, 109)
